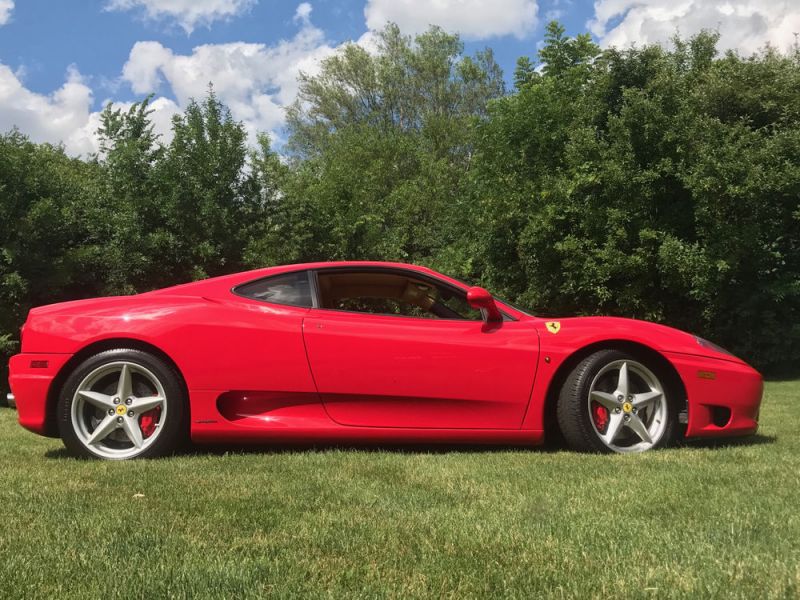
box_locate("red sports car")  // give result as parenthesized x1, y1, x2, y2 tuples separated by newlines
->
(7, 261, 763, 460)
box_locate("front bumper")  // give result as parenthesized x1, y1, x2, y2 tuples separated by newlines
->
(666, 352, 763, 438)
(8, 353, 73, 436)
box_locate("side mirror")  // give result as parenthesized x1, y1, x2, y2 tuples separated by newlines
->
(467, 286, 502, 323)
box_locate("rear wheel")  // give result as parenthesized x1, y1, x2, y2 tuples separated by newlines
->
(557, 349, 676, 453)
(57, 349, 186, 460)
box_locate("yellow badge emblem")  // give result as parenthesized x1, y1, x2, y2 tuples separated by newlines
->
(545, 321, 561, 335)
(116, 404, 127, 416)
(622, 402, 633, 413)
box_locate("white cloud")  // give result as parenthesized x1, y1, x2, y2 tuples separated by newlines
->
(0, 0, 13, 26)
(105, 0, 256, 34)
(0, 63, 179, 157)
(121, 4, 336, 143)
(294, 1, 312, 24)
(7, 0, 548, 157)
(364, 0, 538, 39)
(0, 63, 99, 155)
(0, 3, 331, 156)
(589, 0, 800, 55)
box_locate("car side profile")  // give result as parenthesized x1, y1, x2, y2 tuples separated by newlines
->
(7, 261, 763, 460)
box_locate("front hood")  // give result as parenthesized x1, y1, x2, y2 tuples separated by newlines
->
(537, 315, 744, 364)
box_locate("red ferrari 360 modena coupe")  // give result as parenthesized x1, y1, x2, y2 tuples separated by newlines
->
(7, 261, 763, 460)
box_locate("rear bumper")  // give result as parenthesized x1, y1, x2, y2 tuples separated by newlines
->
(666, 352, 763, 438)
(8, 353, 72, 436)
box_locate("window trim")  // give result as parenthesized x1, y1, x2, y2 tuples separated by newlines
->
(308, 266, 516, 322)
(232, 269, 318, 309)
(232, 265, 517, 321)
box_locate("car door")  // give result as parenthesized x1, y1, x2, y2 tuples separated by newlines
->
(302, 268, 540, 429)
(190, 269, 323, 427)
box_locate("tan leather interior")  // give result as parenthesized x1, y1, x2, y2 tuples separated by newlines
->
(318, 272, 435, 310)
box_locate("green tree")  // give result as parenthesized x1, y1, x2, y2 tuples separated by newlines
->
(475, 28, 800, 373)
(156, 89, 252, 281)
(88, 97, 165, 293)
(258, 24, 504, 274)
(0, 130, 104, 381)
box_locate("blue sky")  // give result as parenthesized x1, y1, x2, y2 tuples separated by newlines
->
(0, 0, 587, 102)
(0, 0, 796, 155)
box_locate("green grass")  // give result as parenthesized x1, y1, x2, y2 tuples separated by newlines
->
(0, 383, 798, 599)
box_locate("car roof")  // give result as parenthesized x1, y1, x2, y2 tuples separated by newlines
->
(144, 261, 529, 320)
(148, 261, 458, 296)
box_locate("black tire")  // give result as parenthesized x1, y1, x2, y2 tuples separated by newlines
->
(556, 349, 678, 453)
(57, 348, 186, 459)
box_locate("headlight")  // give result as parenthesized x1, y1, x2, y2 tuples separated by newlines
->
(696, 336, 733, 356)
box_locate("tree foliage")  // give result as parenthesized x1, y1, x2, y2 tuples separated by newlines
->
(475, 27, 800, 373)
(252, 25, 504, 269)
(1, 23, 799, 380)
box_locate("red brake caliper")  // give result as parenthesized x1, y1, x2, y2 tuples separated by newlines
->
(592, 402, 609, 433)
(138, 404, 162, 438)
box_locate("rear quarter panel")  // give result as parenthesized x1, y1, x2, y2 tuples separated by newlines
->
(22, 294, 317, 404)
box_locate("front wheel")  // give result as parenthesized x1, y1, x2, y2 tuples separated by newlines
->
(556, 349, 677, 453)
(57, 349, 186, 460)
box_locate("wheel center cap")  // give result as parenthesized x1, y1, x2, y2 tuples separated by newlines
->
(116, 404, 127, 416)
(622, 402, 633, 414)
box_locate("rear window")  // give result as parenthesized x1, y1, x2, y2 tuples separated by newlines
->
(235, 271, 313, 308)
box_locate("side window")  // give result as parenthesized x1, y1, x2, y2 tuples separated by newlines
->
(437, 287, 483, 321)
(334, 296, 434, 319)
(316, 270, 482, 320)
(235, 271, 313, 308)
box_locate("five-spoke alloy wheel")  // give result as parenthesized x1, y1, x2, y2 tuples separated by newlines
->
(58, 349, 186, 459)
(557, 349, 677, 453)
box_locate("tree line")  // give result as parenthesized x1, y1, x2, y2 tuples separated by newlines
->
(2, 22, 799, 380)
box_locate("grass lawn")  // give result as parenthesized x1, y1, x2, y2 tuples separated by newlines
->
(0, 382, 798, 599)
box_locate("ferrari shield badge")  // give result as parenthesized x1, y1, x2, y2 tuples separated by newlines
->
(545, 321, 561, 334)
